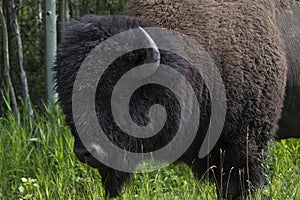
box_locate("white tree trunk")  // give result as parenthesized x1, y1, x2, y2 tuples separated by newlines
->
(45, 0, 57, 105)
(0, 3, 19, 117)
(9, 0, 35, 125)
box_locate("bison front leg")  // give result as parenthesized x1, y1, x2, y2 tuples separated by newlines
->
(98, 168, 131, 197)
(73, 135, 132, 197)
(215, 128, 268, 199)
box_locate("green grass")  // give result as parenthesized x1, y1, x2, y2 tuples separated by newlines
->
(0, 101, 299, 200)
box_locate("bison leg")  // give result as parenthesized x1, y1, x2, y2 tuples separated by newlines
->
(73, 135, 132, 197)
(215, 133, 266, 199)
(98, 168, 131, 197)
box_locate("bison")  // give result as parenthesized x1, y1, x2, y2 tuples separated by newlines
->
(54, 0, 300, 199)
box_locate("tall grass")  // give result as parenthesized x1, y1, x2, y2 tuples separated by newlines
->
(0, 95, 299, 199)
(0, 100, 104, 199)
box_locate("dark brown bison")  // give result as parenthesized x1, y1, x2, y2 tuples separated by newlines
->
(54, 0, 299, 199)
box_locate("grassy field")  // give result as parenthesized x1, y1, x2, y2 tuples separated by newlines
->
(0, 102, 299, 200)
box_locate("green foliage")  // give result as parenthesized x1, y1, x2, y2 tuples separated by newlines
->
(105, 0, 129, 14)
(0, 0, 129, 110)
(72, 0, 128, 15)
(17, 0, 45, 105)
(122, 164, 217, 200)
(0, 96, 104, 199)
(0, 95, 299, 199)
(258, 139, 300, 200)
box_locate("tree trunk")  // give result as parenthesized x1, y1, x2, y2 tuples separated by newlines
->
(45, 0, 57, 105)
(74, 0, 79, 17)
(59, 0, 65, 23)
(59, 0, 70, 23)
(65, 0, 70, 21)
(9, 0, 34, 126)
(37, 0, 43, 25)
(0, 3, 19, 117)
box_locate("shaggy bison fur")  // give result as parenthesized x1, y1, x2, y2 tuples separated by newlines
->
(55, 15, 211, 197)
(128, 0, 300, 140)
(276, 1, 300, 139)
(128, 0, 300, 196)
(54, 0, 299, 198)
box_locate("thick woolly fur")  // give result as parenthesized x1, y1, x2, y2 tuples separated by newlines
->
(55, 15, 212, 198)
(54, 0, 299, 199)
(54, 15, 154, 196)
(128, 0, 295, 198)
(276, 1, 300, 139)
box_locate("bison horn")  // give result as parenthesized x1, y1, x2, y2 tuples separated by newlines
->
(137, 26, 161, 78)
